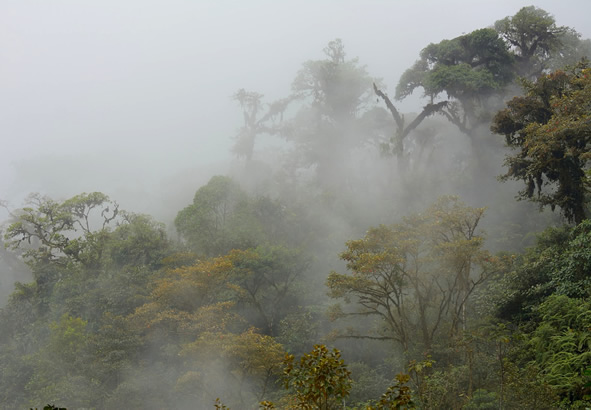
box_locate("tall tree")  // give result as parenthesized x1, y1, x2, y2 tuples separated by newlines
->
(396, 28, 514, 139)
(232, 39, 378, 187)
(491, 61, 591, 224)
(4, 192, 119, 266)
(494, 6, 588, 79)
(327, 196, 504, 352)
(2, 192, 121, 303)
(232, 89, 292, 161)
(287, 39, 377, 187)
(372, 83, 447, 160)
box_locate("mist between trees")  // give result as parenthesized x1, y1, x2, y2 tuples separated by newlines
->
(2, 5, 591, 410)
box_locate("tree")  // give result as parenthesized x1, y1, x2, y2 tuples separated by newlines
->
(327, 196, 504, 352)
(175, 176, 307, 256)
(131, 255, 240, 335)
(178, 328, 285, 406)
(283, 344, 352, 409)
(0, 193, 174, 409)
(86, 313, 142, 392)
(371, 373, 416, 409)
(495, 220, 591, 323)
(488, 220, 591, 407)
(372, 83, 447, 160)
(2, 193, 123, 307)
(232, 89, 292, 161)
(227, 245, 310, 336)
(396, 28, 514, 139)
(24, 314, 101, 409)
(491, 61, 591, 224)
(231, 39, 379, 188)
(4, 192, 119, 267)
(494, 6, 588, 79)
(292, 39, 374, 122)
(397, 7, 590, 143)
(287, 39, 378, 187)
(174, 176, 257, 256)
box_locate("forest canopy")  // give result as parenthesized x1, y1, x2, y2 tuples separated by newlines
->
(1, 5, 591, 410)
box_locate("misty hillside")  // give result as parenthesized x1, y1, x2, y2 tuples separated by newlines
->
(1, 3, 591, 409)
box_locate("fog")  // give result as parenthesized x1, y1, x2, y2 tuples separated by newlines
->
(1, 2, 590, 408)
(2, 0, 589, 222)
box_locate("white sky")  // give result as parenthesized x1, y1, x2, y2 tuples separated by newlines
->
(1, 0, 590, 219)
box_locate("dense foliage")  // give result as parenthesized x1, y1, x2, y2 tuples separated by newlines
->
(1, 6, 590, 410)
(491, 60, 591, 223)
(327, 197, 505, 353)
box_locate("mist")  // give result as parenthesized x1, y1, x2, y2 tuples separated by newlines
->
(1, 1, 590, 409)
(3, 0, 589, 222)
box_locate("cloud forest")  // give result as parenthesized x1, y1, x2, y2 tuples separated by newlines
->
(2, 5, 591, 410)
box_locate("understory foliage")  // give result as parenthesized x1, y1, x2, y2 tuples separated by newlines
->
(1, 5, 591, 410)
(283, 344, 352, 409)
